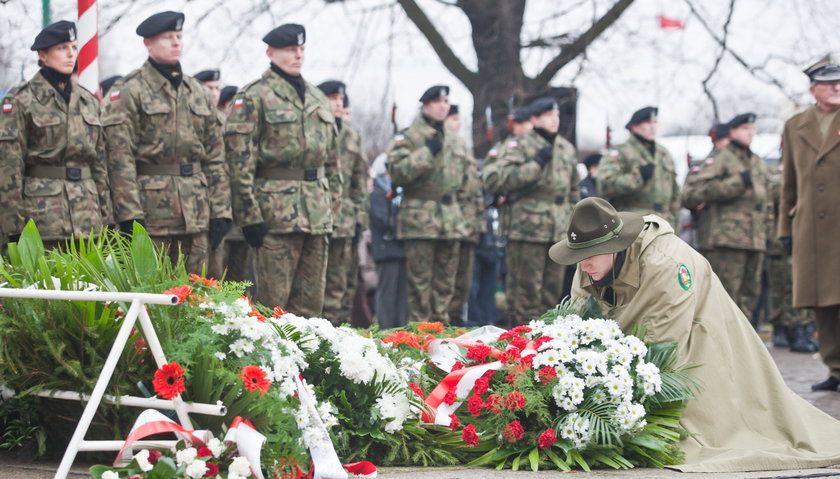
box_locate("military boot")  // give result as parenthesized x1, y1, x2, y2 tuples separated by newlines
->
(789, 325, 818, 353)
(772, 325, 789, 348)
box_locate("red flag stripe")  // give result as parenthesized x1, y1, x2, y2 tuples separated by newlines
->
(77, 37, 97, 72)
(78, 0, 96, 16)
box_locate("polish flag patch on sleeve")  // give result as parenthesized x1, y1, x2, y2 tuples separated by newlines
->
(2, 103, 12, 113)
(234, 98, 244, 108)
(109, 90, 120, 101)
(393, 134, 405, 142)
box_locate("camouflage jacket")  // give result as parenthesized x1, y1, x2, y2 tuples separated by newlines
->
(100, 60, 230, 236)
(387, 116, 467, 240)
(765, 168, 783, 256)
(481, 140, 506, 196)
(223, 69, 341, 235)
(680, 154, 714, 251)
(488, 129, 580, 243)
(453, 134, 486, 242)
(0, 71, 113, 240)
(599, 134, 680, 228)
(332, 122, 368, 238)
(691, 142, 768, 251)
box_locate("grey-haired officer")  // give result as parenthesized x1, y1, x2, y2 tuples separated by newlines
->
(598, 106, 680, 229)
(100, 11, 231, 273)
(0, 21, 112, 248)
(224, 24, 341, 315)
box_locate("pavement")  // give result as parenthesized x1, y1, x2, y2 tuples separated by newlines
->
(2, 344, 839, 479)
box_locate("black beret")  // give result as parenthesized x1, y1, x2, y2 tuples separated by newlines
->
(512, 107, 531, 123)
(193, 69, 220, 82)
(218, 86, 238, 107)
(419, 85, 449, 103)
(710, 123, 729, 140)
(804, 54, 840, 82)
(583, 153, 602, 169)
(528, 97, 559, 116)
(448, 104, 459, 116)
(136, 11, 184, 38)
(31, 21, 76, 51)
(727, 112, 756, 129)
(100, 75, 122, 95)
(263, 24, 306, 48)
(625, 106, 658, 129)
(317, 80, 346, 97)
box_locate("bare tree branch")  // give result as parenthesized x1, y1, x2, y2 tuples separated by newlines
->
(522, 33, 571, 49)
(395, 0, 478, 89)
(532, 0, 635, 86)
(700, 0, 736, 121)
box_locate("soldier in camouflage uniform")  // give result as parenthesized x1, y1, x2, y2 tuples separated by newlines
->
(766, 166, 817, 352)
(690, 113, 768, 322)
(387, 85, 466, 323)
(0, 21, 112, 248)
(319, 81, 368, 325)
(483, 98, 580, 324)
(101, 12, 231, 274)
(224, 24, 341, 316)
(599, 106, 680, 229)
(444, 105, 486, 325)
(681, 123, 730, 252)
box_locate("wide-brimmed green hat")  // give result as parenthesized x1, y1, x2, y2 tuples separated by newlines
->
(549, 197, 645, 265)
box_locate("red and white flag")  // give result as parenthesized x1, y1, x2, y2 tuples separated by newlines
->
(77, 0, 99, 95)
(658, 15, 685, 30)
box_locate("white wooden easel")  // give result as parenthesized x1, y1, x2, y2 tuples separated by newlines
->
(0, 288, 227, 479)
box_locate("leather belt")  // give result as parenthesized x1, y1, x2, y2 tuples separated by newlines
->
(408, 190, 453, 204)
(256, 166, 324, 181)
(25, 165, 91, 181)
(137, 163, 202, 176)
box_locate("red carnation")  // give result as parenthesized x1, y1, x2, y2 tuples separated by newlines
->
(473, 376, 490, 395)
(534, 335, 553, 348)
(409, 382, 425, 400)
(162, 285, 192, 304)
(197, 447, 213, 458)
(538, 428, 556, 449)
(461, 424, 480, 447)
(498, 326, 533, 341)
(538, 366, 558, 385)
(448, 413, 460, 432)
(503, 420, 524, 443)
(147, 450, 162, 464)
(443, 389, 458, 406)
(204, 462, 220, 476)
(500, 348, 521, 364)
(509, 336, 528, 348)
(451, 361, 464, 372)
(467, 394, 484, 416)
(466, 343, 491, 363)
(505, 391, 526, 410)
(239, 365, 272, 395)
(486, 394, 505, 414)
(152, 362, 186, 399)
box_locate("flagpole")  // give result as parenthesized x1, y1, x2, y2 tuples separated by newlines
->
(77, 0, 99, 96)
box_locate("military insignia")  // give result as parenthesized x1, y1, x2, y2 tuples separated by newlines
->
(2, 103, 12, 113)
(175, 18, 183, 30)
(507, 140, 518, 148)
(68, 27, 76, 42)
(234, 98, 244, 108)
(837, 129, 840, 137)
(570, 232, 577, 240)
(109, 90, 120, 101)
(439, 88, 446, 98)
(488, 148, 497, 157)
(704, 157, 714, 165)
(393, 134, 405, 142)
(297, 32, 304, 45)
(609, 149, 618, 158)
(677, 264, 692, 290)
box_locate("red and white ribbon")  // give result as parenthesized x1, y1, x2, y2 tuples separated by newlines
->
(343, 461, 377, 478)
(224, 416, 267, 479)
(76, 0, 99, 95)
(114, 409, 211, 466)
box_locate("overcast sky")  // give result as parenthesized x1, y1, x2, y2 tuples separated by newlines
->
(2, 0, 839, 150)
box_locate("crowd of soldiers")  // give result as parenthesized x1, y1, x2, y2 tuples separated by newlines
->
(2, 12, 839, 391)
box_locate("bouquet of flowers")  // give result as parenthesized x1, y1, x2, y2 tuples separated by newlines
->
(416, 307, 697, 471)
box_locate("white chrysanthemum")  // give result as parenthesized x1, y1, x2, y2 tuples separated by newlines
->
(339, 351, 375, 384)
(238, 316, 270, 340)
(278, 378, 297, 398)
(210, 323, 231, 335)
(621, 335, 647, 358)
(134, 449, 154, 472)
(207, 437, 224, 457)
(213, 351, 227, 361)
(375, 393, 411, 433)
(295, 410, 311, 429)
(534, 349, 561, 368)
(185, 459, 207, 478)
(301, 425, 330, 448)
(229, 456, 252, 477)
(175, 447, 197, 466)
(101, 471, 120, 479)
(229, 338, 254, 357)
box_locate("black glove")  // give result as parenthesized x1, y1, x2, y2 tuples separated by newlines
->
(740, 170, 753, 188)
(7, 233, 20, 244)
(208, 218, 232, 250)
(780, 237, 792, 255)
(242, 223, 268, 248)
(639, 163, 655, 182)
(119, 218, 146, 235)
(534, 146, 553, 168)
(426, 134, 443, 156)
(352, 223, 363, 246)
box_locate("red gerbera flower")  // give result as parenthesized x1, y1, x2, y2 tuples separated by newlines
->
(442, 389, 458, 406)
(486, 394, 505, 414)
(473, 376, 490, 395)
(248, 307, 266, 322)
(189, 274, 220, 289)
(538, 366, 558, 385)
(467, 394, 484, 416)
(162, 285, 192, 304)
(461, 424, 480, 447)
(538, 428, 557, 449)
(505, 391, 526, 410)
(409, 382, 425, 400)
(448, 413, 460, 432)
(503, 420, 524, 443)
(204, 462, 220, 477)
(273, 306, 289, 317)
(239, 365, 272, 395)
(466, 343, 492, 363)
(152, 362, 186, 399)
(451, 360, 464, 372)
(417, 321, 444, 333)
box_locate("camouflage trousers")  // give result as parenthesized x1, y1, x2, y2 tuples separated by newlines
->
(705, 247, 761, 322)
(403, 239, 460, 324)
(322, 237, 359, 326)
(768, 253, 814, 327)
(506, 240, 566, 325)
(151, 233, 209, 276)
(448, 241, 475, 325)
(207, 227, 252, 283)
(255, 233, 328, 318)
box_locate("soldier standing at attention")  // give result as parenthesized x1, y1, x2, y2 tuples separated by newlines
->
(681, 123, 730, 252)
(101, 11, 231, 272)
(445, 104, 485, 325)
(387, 85, 465, 323)
(488, 97, 579, 324)
(691, 113, 768, 323)
(779, 54, 840, 392)
(0, 21, 112, 248)
(599, 106, 680, 229)
(224, 24, 341, 315)
(193, 69, 221, 107)
(319, 80, 368, 325)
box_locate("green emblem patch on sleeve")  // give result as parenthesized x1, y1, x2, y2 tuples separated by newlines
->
(678, 264, 692, 290)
